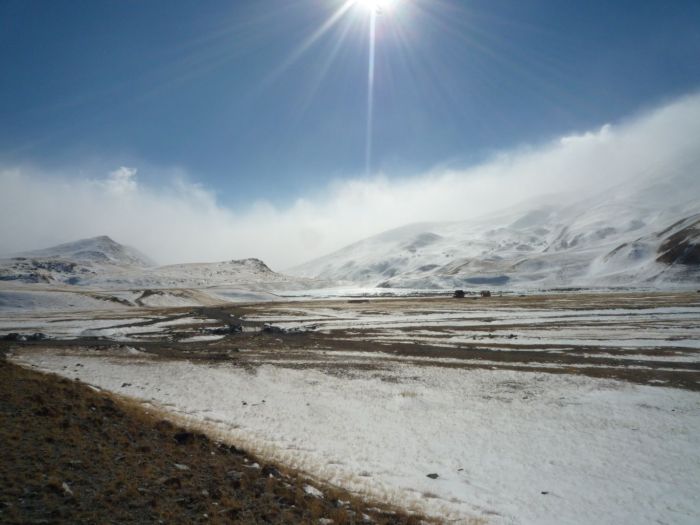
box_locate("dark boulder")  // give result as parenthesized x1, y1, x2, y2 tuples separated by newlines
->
(173, 431, 195, 445)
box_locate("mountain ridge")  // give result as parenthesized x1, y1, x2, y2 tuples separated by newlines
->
(288, 170, 700, 289)
(0, 236, 312, 291)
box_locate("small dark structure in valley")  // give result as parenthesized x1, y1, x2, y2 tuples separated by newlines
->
(453, 289, 465, 298)
(480, 290, 492, 298)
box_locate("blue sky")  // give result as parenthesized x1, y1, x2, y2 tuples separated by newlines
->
(2, 0, 699, 206)
(1, 1, 700, 266)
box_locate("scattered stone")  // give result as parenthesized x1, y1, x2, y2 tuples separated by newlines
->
(261, 465, 281, 478)
(226, 470, 242, 489)
(541, 491, 549, 495)
(61, 482, 73, 496)
(121, 382, 131, 388)
(154, 420, 175, 432)
(174, 431, 195, 445)
(426, 473, 439, 479)
(173, 463, 190, 471)
(226, 444, 244, 455)
(163, 477, 182, 488)
(303, 484, 323, 498)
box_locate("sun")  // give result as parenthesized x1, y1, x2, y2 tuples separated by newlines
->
(354, 0, 399, 13)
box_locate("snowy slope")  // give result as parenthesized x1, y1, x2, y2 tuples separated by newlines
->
(21, 235, 154, 267)
(0, 237, 327, 310)
(86, 257, 322, 291)
(17, 353, 700, 525)
(289, 170, 700, 289)
(0, 236, 152, 286)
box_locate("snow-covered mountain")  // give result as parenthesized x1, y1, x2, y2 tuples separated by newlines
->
(289, 170, 700, 290)
(0, 236, 152, 285)
(88, 257, 315, 291)
(20, 235, 154, 267)
(0, 236, 321, 292)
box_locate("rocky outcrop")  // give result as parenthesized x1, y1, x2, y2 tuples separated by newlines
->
(657, 217, 700, 266)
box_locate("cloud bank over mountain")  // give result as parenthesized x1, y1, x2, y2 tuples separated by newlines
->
(1, 93, 699, 269)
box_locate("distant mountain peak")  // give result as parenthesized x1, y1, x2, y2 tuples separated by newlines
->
(19, 235, 154, 268)
(232, 258, 273, 272)
(92, 235, 117, 243)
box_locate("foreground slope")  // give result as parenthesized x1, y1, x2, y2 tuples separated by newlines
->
(290, 170, 700, 289)
(0, 357, 422, 524)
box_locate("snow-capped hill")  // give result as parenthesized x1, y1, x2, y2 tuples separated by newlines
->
(116, 257, 289, 289)
(21, 235, 154, 267)
(0, 236, 155, 285)
(289, 170, 700, 290)
(586, 213, 700, 285)
(157, 257, 273, 276)
(0, 235, 328, 296)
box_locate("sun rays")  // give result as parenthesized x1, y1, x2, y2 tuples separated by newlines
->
(266, 1, 408, 175)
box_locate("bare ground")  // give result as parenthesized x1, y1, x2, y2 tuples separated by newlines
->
(0, 357, 429, 524)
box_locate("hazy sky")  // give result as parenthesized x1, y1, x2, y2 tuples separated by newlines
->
(1, 1, 699, 267)
(2, 93, 699, 269)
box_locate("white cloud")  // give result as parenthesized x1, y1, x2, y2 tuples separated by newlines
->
(104, 166, 138, 195)
(1, 93, 699, 269)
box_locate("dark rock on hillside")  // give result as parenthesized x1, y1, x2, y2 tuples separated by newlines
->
(657, 218, 700, 266)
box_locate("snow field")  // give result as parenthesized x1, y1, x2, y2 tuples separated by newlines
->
(14, 353, 700, 525)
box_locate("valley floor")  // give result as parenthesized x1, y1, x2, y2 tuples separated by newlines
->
(3, 291, 700, 523)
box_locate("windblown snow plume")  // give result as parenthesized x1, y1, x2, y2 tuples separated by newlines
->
(1, 93, 699, 269)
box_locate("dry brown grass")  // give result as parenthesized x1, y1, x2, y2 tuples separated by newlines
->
(0, 357, 439, 524)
